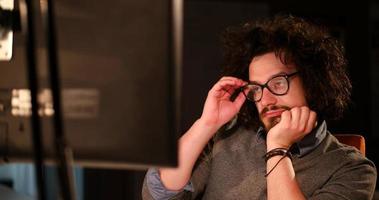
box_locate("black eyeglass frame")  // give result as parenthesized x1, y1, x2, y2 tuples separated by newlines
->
(241, 71, 299, 102)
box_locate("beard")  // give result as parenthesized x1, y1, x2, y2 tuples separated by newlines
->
(265, 116, 281, 130)
(259, 105, 291, 131)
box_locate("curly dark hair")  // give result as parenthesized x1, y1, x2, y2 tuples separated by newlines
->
(220, 14, 352, 130)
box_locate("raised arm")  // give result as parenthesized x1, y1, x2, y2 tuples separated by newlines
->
(159, 77, 247, 191)
(266, 106, 317, 200)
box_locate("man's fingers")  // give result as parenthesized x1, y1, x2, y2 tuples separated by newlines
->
(220, 76, 246, 83)
(290, 107, 301, 128)
(211, 77, 246, 99)
(298, 106, 310, 132)
(218, 77, 246, 87)
(234, 92, 247, 109)
(211, 80, 237, 97)
(213, 79, 245, 91)
(280, 110, 291, 128)
(305, 111, 317, 133)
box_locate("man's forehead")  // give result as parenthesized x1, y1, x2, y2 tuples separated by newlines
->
(249, 62, 296, 83)
(248, 52, 297, 81)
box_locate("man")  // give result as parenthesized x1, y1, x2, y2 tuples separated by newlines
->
(142, 14, 377, 199)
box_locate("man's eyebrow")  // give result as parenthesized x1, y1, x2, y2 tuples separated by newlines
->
(249, 71, 289, 84)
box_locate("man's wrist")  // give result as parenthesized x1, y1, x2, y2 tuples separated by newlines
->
(196, 118, 221, 136)
(266, 141, 291, 152)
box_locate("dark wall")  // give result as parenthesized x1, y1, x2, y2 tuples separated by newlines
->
(181, 0, 269, 132)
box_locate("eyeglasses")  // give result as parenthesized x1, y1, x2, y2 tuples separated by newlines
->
(241, 72, 298, 102)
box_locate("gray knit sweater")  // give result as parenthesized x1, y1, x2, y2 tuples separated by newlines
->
(142, 124, 377, 200)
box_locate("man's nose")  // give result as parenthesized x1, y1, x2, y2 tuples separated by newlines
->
(260, 88, 277, 106)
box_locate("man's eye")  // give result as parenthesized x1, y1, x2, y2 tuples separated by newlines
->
(273, 81, 285, 88)
(269, 79, 287, 92)
(251, 87, 260, 93)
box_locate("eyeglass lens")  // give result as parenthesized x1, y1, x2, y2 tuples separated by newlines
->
(244, 76, 289, 101)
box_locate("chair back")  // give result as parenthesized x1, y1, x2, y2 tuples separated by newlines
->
(334, 134, 366, 156)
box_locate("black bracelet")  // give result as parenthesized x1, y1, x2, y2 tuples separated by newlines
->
(265, 155, 287, 177)
(264, 148, 292, 162)
(264, 148, 292, 177)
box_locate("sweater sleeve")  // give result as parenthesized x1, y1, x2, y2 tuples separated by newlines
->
(141, 168, 194, 200)
(142, 145, 213, 200)
(309, 152, 377, 200)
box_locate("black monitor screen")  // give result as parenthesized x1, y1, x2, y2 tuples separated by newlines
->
(0, 0, 181, 169)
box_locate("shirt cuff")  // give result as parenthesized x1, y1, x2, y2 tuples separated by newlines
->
(146, 168, 194, 200)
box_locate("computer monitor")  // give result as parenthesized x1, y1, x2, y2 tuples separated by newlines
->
(0, 0, 182, 169)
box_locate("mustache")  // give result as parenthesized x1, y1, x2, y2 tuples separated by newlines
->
(260, 105, 291, 116)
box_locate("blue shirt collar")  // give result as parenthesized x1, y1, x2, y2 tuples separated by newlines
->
(256, 120, 327, 157)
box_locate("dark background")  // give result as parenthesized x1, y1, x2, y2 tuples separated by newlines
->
(1, 0, 378, 199)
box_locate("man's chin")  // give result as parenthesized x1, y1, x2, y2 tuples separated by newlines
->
(262, 117, 281, 131)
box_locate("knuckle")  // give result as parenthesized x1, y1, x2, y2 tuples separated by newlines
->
(310, 111, 317, 118)
(301, 106, 308, 112)
(299, 125, 306, 132)
(291, 107, 299, 112)
(305, 126, 313, 133)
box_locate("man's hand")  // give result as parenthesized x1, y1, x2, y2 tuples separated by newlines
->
(199, 76, 247, 133)
(266, 106, 317, 150)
